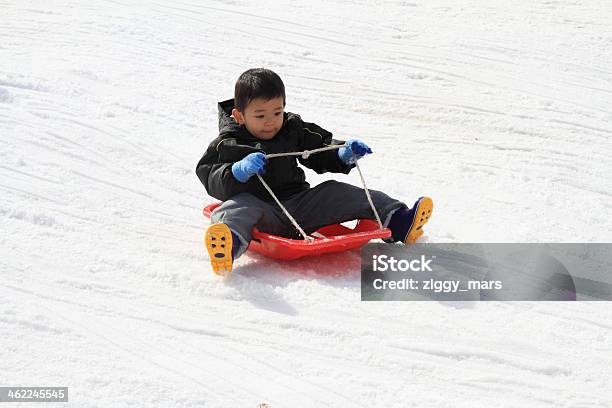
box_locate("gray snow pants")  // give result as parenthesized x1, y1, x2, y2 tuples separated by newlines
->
(210, 180, 406, 258)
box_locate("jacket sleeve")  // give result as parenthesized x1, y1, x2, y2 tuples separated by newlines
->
(195, 136, 260, 201)
(297, 119, 354, 174)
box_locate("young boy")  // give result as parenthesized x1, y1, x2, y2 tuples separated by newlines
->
(196, 68, 433, 275)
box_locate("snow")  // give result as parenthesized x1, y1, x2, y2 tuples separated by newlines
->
(1, 0, 611, 406)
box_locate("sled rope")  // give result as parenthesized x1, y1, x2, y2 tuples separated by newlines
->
(354, 160, 384, 229)
(256, 144, 384, 241)
(256, 173, 312, 241)
(265, 144, 341, 159)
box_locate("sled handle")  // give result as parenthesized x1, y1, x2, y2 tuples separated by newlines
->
(256, 144, 384, 241)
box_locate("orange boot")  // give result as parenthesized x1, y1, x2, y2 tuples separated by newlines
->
(205, 223, 235, 276)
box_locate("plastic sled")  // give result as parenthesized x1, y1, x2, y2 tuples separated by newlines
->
(203, 202, 391, 261)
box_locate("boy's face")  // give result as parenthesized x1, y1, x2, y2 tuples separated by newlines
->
(232, 96, 285, 140)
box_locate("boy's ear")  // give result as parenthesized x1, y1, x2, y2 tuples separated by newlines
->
(231, 108, 244, 125)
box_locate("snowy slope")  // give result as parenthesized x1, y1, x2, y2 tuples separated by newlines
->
(1, 0, 611, 407)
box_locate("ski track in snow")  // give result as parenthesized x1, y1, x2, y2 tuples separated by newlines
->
(1, 0, 611, 407)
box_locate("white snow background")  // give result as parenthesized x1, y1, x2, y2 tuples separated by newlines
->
(1, 0, 611, 407)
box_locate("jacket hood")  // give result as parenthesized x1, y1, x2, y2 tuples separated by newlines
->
(218, 98, 239, 135)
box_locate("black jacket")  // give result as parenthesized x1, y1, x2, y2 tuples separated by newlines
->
(196, 99, 353, 202)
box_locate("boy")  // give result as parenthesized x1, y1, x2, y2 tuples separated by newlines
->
(196, 68, 433, 275)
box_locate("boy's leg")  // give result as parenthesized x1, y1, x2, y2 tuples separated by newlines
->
(281, 180, 433, 243)
(282, 180, 407, 234)
(209, 193, 291, 258)
(206, 193, 291, 275)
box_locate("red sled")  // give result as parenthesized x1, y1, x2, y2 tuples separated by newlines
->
(203, 202, 391, 261)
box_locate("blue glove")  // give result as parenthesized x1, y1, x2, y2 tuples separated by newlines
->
(231, 152, 267, 183)
(337, 139, 373, 165)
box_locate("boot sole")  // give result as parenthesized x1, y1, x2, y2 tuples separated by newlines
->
(405, 197, 434, 244)
(205, 223, 233, 276)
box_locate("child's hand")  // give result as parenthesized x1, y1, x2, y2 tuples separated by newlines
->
(231, 152, 267, 183)
(338, 139, 373, 165)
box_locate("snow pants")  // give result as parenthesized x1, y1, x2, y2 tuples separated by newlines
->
(210, 180, 406, 258)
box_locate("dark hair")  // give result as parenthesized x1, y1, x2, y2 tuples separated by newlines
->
(234, 68, 286, 112)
